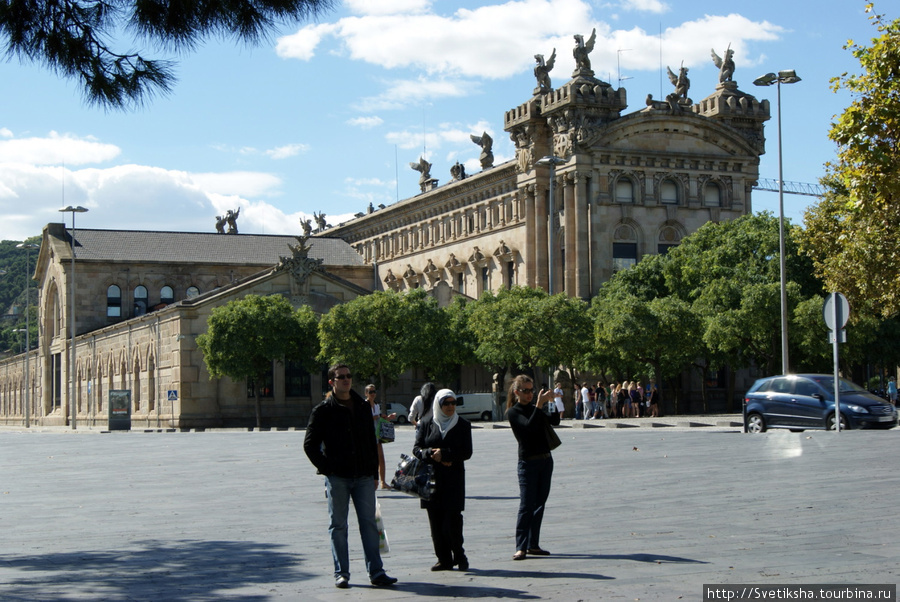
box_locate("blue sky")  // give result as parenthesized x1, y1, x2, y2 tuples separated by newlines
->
(0, 0, 886, 241)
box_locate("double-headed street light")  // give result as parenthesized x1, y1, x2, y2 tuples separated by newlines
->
(535, 155, 566, 295)
(16, 243, 39, 428)
(59, 206, 88, 429)
(754, 70, 801, 375)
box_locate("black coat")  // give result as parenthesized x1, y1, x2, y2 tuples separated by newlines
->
(413, 416, 472, 512)
(304, 390, 378, 479)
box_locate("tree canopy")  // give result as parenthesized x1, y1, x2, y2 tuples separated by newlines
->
(799, 4, 900, 315)
(0, 0, 334, 108)
(317, 289, 456, 392)
(196, 293, 318, 427)
(467, 286, 591, 374)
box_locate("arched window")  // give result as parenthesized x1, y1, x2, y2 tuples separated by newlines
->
(186, 286, 200, 299)
(615, 178, 634, 203)
(660, 179, 679, 204)
(704, 182, 722, 207)
(107, 285, 121, 317)
(160, 286, 174, 305)
(134, 285, 148, 316)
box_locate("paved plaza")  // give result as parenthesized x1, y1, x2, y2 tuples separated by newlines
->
(1, 419, 898, 601)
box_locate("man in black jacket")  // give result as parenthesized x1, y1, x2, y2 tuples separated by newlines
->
(304, 363, 398, 589)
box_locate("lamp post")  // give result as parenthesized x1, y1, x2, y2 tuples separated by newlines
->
(535, 155, 566, 295)
(59, 206, 88, 429)
(16, 243, 39, 428)
(754, 70, 801, 375)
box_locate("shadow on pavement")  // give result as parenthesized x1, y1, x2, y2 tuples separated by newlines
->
(0, 539, 308, 601)
(387, 580, 542, 598)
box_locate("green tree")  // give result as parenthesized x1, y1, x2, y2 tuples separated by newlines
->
(0, 236, 41, 354)
(317, 289, 452, 395)
(663, 213, 820, 376)
(589, 262, 704, 410)
(196, 294, 318, 428)
(0, 0, 334, 108)
(799, 4, 900, 315)
(437, 295, 478, 383)
(467, 286, 591, 376)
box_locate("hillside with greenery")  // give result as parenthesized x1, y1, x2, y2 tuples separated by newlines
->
(0, 236, 41, 355)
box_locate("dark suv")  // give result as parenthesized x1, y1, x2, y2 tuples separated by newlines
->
(743, 374, 898, 433)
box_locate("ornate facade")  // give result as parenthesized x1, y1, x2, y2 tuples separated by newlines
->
(327, 74, 769, 301)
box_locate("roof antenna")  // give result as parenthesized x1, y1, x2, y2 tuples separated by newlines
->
(617, 49, 632, 87)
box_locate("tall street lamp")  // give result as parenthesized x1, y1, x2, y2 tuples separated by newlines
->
(535, 155, 566, 295)
(754, 69, 801, 375)
(59, 206, 88, 429)
(16, 243, 39, 428)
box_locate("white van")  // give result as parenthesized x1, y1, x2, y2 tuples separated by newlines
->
(455, 393, 497, 422)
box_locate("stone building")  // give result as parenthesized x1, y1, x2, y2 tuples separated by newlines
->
(0, 224, 372, 428)
(329, 73, 769, 302)
(0, 39, 771, 426)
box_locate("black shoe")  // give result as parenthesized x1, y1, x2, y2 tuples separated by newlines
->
(335, 576, 349, 589)
(456, 557, 469, 571)
(431, 562, 454, 571)
(370, 573, 398, 587)
(527, 547, 550, 555)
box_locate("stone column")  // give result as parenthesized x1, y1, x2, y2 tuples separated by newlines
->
(575, 171, 590, 299)
(563, 173, 576, 296)
(534, 184, 549, 291)
(523, 186, 536, 287)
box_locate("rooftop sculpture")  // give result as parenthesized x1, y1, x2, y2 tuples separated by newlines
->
(533, 48, 555, 94)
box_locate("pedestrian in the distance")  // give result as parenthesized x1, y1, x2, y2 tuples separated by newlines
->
(303, 363, 398, 589)
(413, 388, 473, 571)
(505, 374, 560, 561)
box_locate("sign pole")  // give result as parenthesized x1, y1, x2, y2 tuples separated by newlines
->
(832, 293, 841, 432)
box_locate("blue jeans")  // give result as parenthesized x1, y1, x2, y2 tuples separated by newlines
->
(515, 456, 554, 551)
(325, 475, 385, 580)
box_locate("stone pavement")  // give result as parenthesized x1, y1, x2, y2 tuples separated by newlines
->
(1, 418, 897, 601)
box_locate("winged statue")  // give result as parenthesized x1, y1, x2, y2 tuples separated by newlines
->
(711, 45, 735, 83)
(534, 48, 556, 94)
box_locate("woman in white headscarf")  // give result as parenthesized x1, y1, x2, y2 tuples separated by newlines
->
(412, 388, 473, 571)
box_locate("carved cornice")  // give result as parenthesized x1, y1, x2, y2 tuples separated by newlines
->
(493, 240, 515, 263)
(383, 269, 401, 291)
(445, 253, 466, 274)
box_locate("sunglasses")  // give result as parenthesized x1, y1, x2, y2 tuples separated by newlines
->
(517, 388, 535, 394)
(333, 374, 353, 381)
(366, 390, 376, 395)
(441, 399, 457, 406)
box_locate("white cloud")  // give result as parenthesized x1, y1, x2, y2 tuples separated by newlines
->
(0, 128, 13, 138)
(265, 144, 309, 159)
(190, 171, 284, 198)
(0, 131, 120, 165)
(344, 0, 432, 16)
(277, 1, 784, 104)
(619, 0, 669, 13)
(347, 116, 384, 129)
(354, 77, 474, 112)
(275, 23, 338, 60)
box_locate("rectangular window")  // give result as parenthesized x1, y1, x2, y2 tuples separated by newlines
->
(612, 242, 638, 272)
(506, 262, 514, 289)
(481, 267, 489, 292)
(658, 244, 678, 255)
(247, 365, 275, 398)
(457, 272, 465, 294)
(52, 353, 61, 409)
(285, 361, 311, 397)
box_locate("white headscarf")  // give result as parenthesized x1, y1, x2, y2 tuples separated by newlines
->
(432, 388, 459, 439)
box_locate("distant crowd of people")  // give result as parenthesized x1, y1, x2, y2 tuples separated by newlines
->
(557, 380, 660, 420)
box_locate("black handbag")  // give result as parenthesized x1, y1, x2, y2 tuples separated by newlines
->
(389, 453, 436, 501)
(544, 420, 561, 451)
